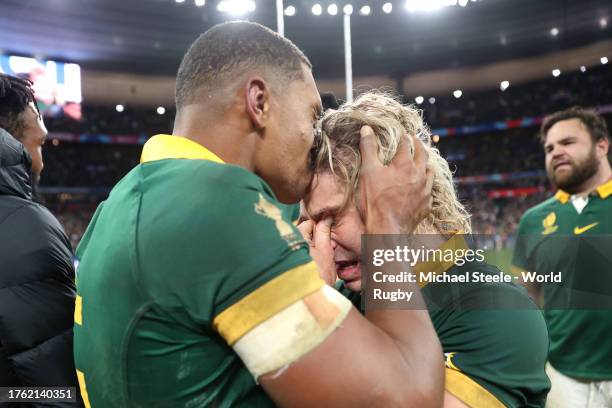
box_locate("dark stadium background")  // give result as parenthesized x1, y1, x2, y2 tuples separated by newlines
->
(1, 0, 611, 270)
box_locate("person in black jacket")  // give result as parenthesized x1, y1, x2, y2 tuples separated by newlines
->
(0, 73, 82, 406)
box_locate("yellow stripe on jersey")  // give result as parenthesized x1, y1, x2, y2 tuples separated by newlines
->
(76, 370, 92, 408)
(445, 368, 505, 408)
(213, 262, 324, 346)
(140, 134, 225, 164)
(74, 295, 83, 326)
(413, 234, 469, 288)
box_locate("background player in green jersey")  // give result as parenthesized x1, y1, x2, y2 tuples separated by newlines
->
(513, 107, 612, 407)
(301, 92, 550, 407)
(74, 21, 446, 407)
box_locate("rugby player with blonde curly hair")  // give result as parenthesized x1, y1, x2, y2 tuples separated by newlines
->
(300, 92, 551, 407)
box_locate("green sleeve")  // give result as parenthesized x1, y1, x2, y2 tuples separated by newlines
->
(137, 163, 318, 333)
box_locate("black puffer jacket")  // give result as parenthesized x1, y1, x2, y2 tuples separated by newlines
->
(0, 129, 82, 406)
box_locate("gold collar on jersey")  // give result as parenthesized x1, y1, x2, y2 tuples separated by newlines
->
(140, 134, 225, 164)
(555, 179, 612, 204)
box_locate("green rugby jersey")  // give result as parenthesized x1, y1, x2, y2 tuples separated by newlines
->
(513, 180, 612, 380)
(339, 236, 550, 408)
(73, 135, 324, 407)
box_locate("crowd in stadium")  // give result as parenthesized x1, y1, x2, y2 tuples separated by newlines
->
(37, 62, 610, 249)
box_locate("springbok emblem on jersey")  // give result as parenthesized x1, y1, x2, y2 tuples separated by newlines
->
(542, 212, 558, 235)
(444, 352, 460, 371)
(255, 193, 302, 250)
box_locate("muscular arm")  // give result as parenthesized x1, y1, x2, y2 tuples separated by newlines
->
(260, 306, 443, 407)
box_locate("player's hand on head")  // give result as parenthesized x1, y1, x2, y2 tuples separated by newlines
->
(297, 217, 337, 285)
(358, 125, 433, 234)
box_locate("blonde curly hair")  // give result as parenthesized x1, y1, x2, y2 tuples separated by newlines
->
(315, 91, 471, 235)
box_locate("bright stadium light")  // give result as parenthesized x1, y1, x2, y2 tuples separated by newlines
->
(600, 18, 608, 28)
(360, 5, 371, 15)
(312, 3, 322, 15)
(458, 0, 468, 7)
(405, 0, 446, 12)
(415, 96, 424, 104)
(552, 68, 561, 77)
(500, 80, 510, 91)
(194, 0, 205, 6)
(115, 104, 124, 113)
(217, 0, 256, 15)
(328, 4, 338, 15)
(429, 97, 436, 104)
(453, 89, 462, 98)
(550, 27, 559, 37)
(343, 4, 353, 14)
(157, 106, 166, 115)
(580, 65, 587, 72)
(601, 56, 609, 65)
(284, 5, 296, 16)
(382, 2, 393, 13)
(175, 0, 185, 3)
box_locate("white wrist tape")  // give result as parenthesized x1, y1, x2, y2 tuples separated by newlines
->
(233, 285, 352, 380)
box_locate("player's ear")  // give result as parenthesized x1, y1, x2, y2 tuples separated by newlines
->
(245, 77, 270, 131)
(595, 136, 609, 159)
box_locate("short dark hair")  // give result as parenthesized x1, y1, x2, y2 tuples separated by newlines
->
(0, 73, 40, 139)
(175, 21, 311, 109)
(540, 106, 610, 145)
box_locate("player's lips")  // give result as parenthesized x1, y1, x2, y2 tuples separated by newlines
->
(553, 161, 572, 171)
(335, 260, 361, 282)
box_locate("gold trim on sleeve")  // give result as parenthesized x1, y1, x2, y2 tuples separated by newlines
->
(213, 261, 324, 345)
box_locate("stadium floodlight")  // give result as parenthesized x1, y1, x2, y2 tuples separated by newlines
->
(175, 0, 185, 3)
(284, 5, 296, 16)
(115, 104, 124, 113)
(405, 0, 447, 12)
(429, 97, 436, 104)
(382, 2, 392, 13)
(601, 57, 609, 65)
(550, 27, 559, 37)
(343, 4, 353, 15)
(580, 65, 587, 72)
(328, 4, 338, 15)
(217, 0, 256, 15)
(453, 90, 462, 98)
(312, 3, 322, 15)
(458, 0, 468, 7)
(600, 18, 607, 28)
(157, 106, 166, 115)
(552, 68, 561, 77)
(194, 0, 205, 6)
(360, 5, 371, 15)
(415, 96, 424, 104)
(500, 80, 510, 91)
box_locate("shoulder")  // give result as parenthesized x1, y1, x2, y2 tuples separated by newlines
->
(141, 158, 268, 195)
(520, 196, 560, 225)
(0, 199, 74, 283)
(2, 198, 70, 247)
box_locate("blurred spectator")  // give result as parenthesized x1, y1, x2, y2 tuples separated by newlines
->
(0, 129, 82, 405)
